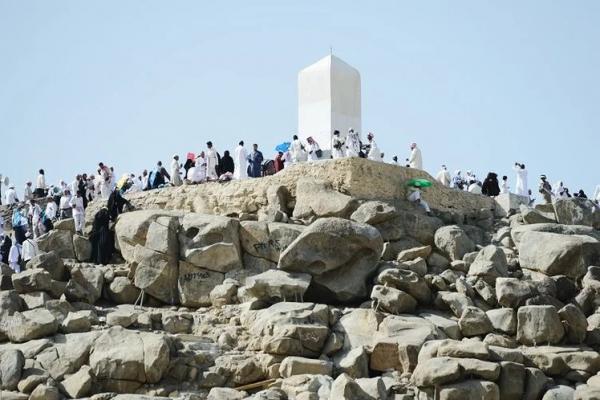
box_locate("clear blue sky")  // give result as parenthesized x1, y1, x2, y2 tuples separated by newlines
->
(1, 1, 599, 198)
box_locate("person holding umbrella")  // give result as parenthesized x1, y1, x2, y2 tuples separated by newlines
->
(406, 178, 432, 215)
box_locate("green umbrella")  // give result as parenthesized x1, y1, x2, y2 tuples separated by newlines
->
(406, 178, 433, 188)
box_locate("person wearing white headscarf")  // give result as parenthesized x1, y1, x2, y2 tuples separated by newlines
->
(70, 192, 85, 235)
(553, 181, 568, 199)
(367, 133, 381, 161)
(189, 152, 207, 183)
(513, 162, 528, 197)
(4, 185, 18, 205)
(24, 181, 33, 202)
(45, 199, 57, 221)
(234, 141, 248, 180)
(8, 235, 21, 273)
(307, 137, 321, 162)
(171, 155, 183, 186)
(436, 165, 451, 187)
(331, 130, 344, 159)
(408, 143, 422, 170)
(27, 200, 43, 238)
(22, 232, 39, 263)
(345, 129, 361, 157)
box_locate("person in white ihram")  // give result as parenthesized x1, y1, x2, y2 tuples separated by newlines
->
(205, 141, 219, 180)
(331, 130, 344, 159)
(513, 162, 528, 197)
(345, 128, 361, 157)
(408, 186, 431, 214)
(8, 234, 21, 273)
(170, 155, 183, 186)
(70, 191, 85, 235)
(367, 133, 381, 161)
(234, 140, 248, 180)
(289, 135, 305, 164)
(436, 165, 451, 186)
(4, 185, 18, 205)
(306, 137, 321, 162)
(22, 232, 39, 264)
(500, 176, 510, 194)
(408, 143, 422, 169)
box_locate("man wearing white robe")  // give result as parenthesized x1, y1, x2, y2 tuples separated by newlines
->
(70, 192, 85, 234)
(22, 233, 39, 264)
(8, 238, 21, 273)
(513, 163, 528, 197)
(436, 165, 451, 186)
(290, 135, 304, 164)
(500, 176, 510, 194)
(234, 141, 248, 179)
(408, 143, 423, 170)
(468, 181, 482, 194)
(45, 200, 57, 221)
(28, 200, 43, 238)
(24, 181, 33, 202)
(367, 133, 381, 161)
(206, 142, 219, 180)
(191, 153, 207, 183)
(331, 131, 344, 159)
(307, 137, 321, 162)
(5, 185, 17, 205)
(408, 187, 431, 214)
(35, 169, 46, 198)
(345, 129, 360, 158)
(171, 155, 183, 186)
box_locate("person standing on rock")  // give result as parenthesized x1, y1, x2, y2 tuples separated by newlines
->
(206, 141, 220, 180)
(22, 232, 39, 264)
(70, 191, 85, 235)
(89, 208, 114, 265)
(27, 199, 43, 238)
(345, 129, 360, 158)
(234, 141, 248, 180)
(331, 130, 344, 159)
(366, 133, 381, 161)
(290, 135, 305, 164)
(274, 151, 285, 172)
(59, 189, 73, 220)
(8, 234, 22, 273)
(538, 175, 553, 204)
(408, 143, 423, 170)
(35, 169, 46, 198)
(306, 137, 322, 162)
(24, 181, 33, 202)
(170, 155, 183, 186)
(436, 165, 451, 186)
(513, 162, 528, 197)
(4, 185, 18, 205)
(500, 176, 510, 194)
(98, 163, 112, 198)
(247, 144, 264, 178)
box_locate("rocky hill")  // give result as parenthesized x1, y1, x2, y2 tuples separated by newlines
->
(1, 157, 600, 400)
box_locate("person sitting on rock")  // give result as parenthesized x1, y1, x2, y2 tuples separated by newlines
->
(407, 185, 431, 215)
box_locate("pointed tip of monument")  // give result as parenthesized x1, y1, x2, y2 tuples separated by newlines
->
(300, 53, 360, 76)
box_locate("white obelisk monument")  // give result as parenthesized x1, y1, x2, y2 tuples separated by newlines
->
(298, 54, 361, 151)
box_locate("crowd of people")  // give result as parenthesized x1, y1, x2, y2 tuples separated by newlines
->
(1, 128, 599, 270)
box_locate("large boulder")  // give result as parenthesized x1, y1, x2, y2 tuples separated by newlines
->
(132, 245, 179, 305)
(468, 245, 509, 284)
(64, 265, 104, 304)
(292, 178, 356, 221)
(243, 270, 311, 302)
(239, 221, 305, 263)
(177, 261, 224, 307)
(73, 235, 92, 262)
(107, 276, 141, 304)
(0, 349, 24, 390)
(278, 218, 383, 304)
(350, 201, 398, 225)
(89, 326, 170, 388)
(434, 225, 476, 261)
(36, 229, 75, 259)
(241, 302, 330, 357)
(114, 209, 183, 262)
(3, 309, 58, 342)
(179, 213, 242, 273)
(11, 269, 54, 294)
(518, 231, 600, 279)
(511, 223, 600, 246)
(517, 305, 565, 346)
(554, 198, 600, 229)
(26, 252, 65, 281)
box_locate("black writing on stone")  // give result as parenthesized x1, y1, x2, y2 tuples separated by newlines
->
(182, 271, 211, 282)
(252, 239, 282, 253)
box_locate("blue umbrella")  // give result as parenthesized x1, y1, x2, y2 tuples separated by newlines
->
(275, 142, 291, 153)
